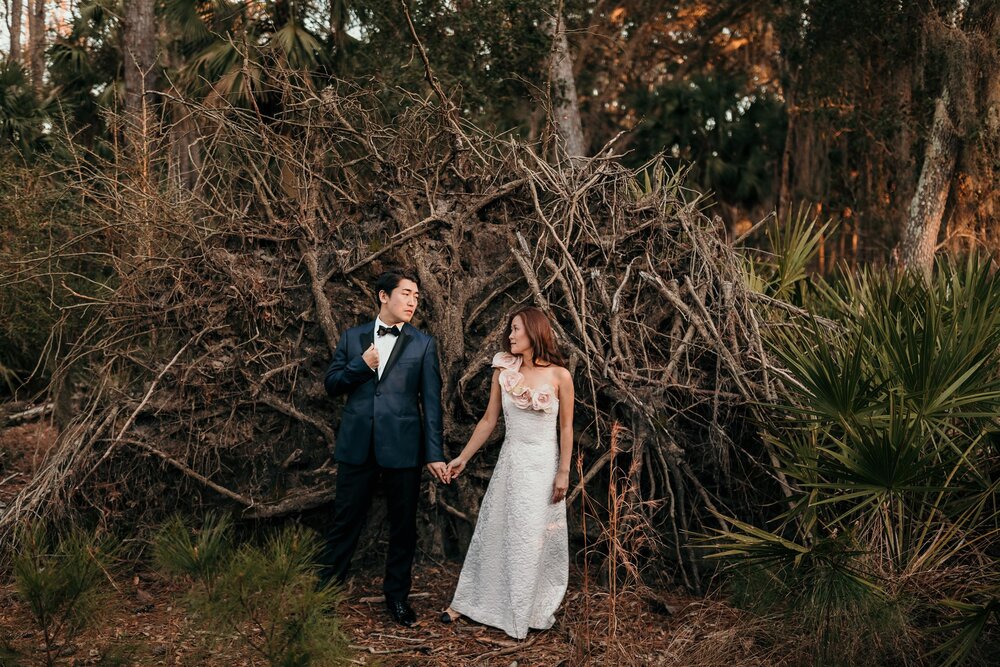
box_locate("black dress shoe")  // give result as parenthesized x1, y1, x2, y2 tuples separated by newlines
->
(385, 599, 417, 627)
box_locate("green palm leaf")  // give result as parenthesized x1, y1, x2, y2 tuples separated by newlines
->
(763, 203, 835, 301)
(934, 596, 1000, 666)
(767, 320, 883, 431)
(270, 20, 326, 70)
(162, 0, 214, 46)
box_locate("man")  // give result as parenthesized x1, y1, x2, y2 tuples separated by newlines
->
(320, 268, 449, 627)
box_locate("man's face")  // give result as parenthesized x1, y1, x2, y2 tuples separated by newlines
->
(380, 278, 419, 325)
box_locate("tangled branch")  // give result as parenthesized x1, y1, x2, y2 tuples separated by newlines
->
(0, 70, 789, 588)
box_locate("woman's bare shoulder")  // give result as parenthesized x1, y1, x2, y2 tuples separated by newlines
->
(550, 365, 572, 382)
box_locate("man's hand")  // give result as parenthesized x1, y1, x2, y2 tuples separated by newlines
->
(551, 470, 569, 503)
(362, 343, 379, 370)
(426, 461, 449, 484)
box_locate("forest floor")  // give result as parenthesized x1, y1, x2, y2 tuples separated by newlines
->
(0, 562, 735, 666)
(0, 420, 770, 667)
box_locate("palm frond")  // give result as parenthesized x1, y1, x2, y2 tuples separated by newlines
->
(763, 203, 835, 300)
(934, 596, 1000, 667)
(162, 0, 214, 47)
(269, 20, 326, 70)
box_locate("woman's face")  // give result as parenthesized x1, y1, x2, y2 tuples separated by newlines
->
(508, 315, 531, 356)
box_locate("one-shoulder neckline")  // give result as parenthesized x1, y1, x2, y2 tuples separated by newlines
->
(504, 384, 560, 403)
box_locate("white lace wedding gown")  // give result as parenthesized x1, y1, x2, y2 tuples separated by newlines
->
(449, 353, 569, 639)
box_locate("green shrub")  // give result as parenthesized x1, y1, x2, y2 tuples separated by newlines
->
(11, 524, 113, 667)
(0, 638, 20, 667)
(153, 512, 233, 596)
(722, 525, 916, 665)
(154, 515, 351, 666)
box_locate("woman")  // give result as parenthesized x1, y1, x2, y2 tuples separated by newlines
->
(441, 306, 575, 639)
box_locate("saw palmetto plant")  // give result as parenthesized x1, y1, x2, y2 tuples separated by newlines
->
(711, 244, 1000, 664)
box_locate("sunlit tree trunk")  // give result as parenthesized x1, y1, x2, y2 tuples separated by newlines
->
(897, 88, 958, 280)
(543, 10, 586, 158)
(895, 0, 1000, 279)
(946, 8, 1000, 256)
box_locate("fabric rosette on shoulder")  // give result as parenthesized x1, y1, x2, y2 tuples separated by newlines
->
(493, 352, 525, 397)
(491, 352, 522, 372)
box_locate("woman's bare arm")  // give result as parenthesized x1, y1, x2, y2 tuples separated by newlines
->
(552, 367, 575, 502)
(446, 370, 503, 479)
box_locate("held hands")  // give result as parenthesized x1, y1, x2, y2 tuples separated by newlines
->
(426, 461, 449, 484)
(363, 344, 379, 370)
(551, 470, 569, 504)
(445, 456, 467, 482)
(427, 458, 466, 484)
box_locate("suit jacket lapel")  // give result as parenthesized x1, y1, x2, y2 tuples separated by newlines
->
(359, 323, 375, 380)
(360, 323, 374, 356)
(380, 325, 412, 380)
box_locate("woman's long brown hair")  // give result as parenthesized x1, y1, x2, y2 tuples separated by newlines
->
(502, 306, 566, 367)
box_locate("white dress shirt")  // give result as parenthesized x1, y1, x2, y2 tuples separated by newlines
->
(374, 316, 402, 379)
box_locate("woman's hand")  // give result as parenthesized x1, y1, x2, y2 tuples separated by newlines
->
(552, 470, 569, 503)
(446, 456, 467, 482)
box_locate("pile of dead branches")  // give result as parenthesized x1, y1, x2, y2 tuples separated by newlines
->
(0, 73, 786, 589)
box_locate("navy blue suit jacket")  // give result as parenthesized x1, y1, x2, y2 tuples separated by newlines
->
(324, 321, 445, 468)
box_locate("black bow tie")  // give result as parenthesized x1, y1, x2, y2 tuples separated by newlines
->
(377, 324, 401, 337)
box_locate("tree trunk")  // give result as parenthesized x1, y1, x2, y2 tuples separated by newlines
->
(777, 87, 795, 221)
(123, 0, 156, 120)
(9, 0, 23, 63)
(981, 33, 1000, 246)
(123, 0, 157, 260)
(543, 11, 586, 159)
(896, 88, 958, 280)
(895, 64, 917, 221)
(169, 110, 202, 190)
(27, 0, 43, 92)
(330, 0, 347, 45)
(946, 9, 1000, 256)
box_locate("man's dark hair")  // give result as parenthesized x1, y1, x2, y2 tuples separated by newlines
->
(374, 268, 420, 306)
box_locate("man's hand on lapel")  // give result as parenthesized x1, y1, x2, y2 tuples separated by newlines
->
(363, 344, 379, 370)
(426, 461, 449, 484)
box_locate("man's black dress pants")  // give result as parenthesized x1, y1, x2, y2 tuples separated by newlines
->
(319, 440, 422, 602)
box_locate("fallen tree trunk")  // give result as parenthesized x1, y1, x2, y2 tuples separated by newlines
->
(1, 402, 52, 427)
